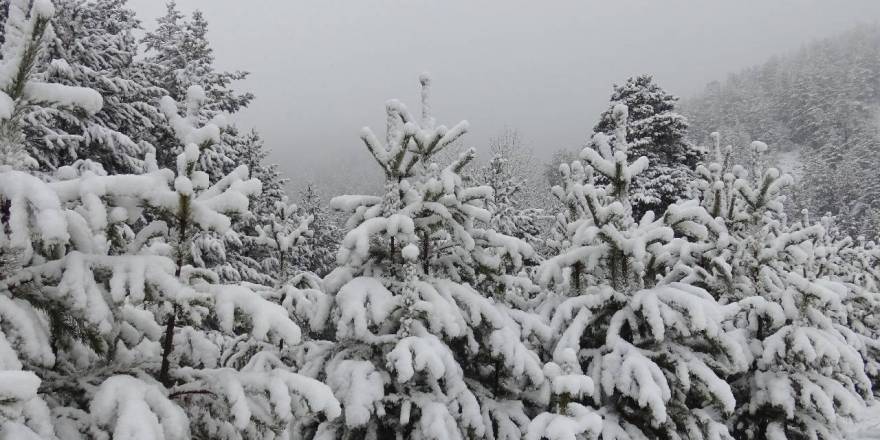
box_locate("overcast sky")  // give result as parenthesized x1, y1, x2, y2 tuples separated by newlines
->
(128, 0, 880, 190)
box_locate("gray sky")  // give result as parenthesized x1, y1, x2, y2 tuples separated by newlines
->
(129, 0, 880, 191)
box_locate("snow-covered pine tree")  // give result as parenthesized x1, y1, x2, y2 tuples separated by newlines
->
(690, 134, 872, 440)
(593, 75, 704, 220)
(532, 105, 743, 440)
(235, 129, 287, 217)
(809, 215, 880, 396)
(473, 151, 543, 250)
(0, 0, 103, 170)
(141, 2, 255, 183)
(543, 148, 579, 191)
(0, 2, 99, 436)
(23, 0, 166, 174)
(294, 184, 339, 277)
(150, 90, 339, 439)
(191, 128, 293, 286)
(285, 74, 547, 439)
(0, 16, 340, 431)
(248, 196, 313, 288)
(484, 129, 550, 211)
(141, 3, 251, 115)
(141, 4, 292, 289)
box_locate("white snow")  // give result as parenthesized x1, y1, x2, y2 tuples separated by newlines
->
(23, 82, 104, 114)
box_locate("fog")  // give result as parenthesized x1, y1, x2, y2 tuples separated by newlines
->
(128, 0, 880, 191)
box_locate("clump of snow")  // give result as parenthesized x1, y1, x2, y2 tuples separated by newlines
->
(24, 82, 104, 115)
(401, 243, 419, 261)
(751, 140, 768, 153)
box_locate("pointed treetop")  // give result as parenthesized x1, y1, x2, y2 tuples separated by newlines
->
(360, 75, 468, 180)
(419, 71, 434, 128)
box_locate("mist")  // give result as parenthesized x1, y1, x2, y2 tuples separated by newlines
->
(128, 0, 880, 191)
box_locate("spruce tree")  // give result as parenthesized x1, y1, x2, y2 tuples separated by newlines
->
(295, 184, 339, 277)
(0, 4, 340, 430)
(142, 6, 294, 287)
(474, 152, 544, 249)
(141, 4, 251, 114)
(140, 2, 253, 182)
(532, 105, 741, 440)
(690, 134, 871, 440)
(23, 0, 165, 174)
(593, 75, 703, 219)
(285, 74, 546, 439)
(0, 0, 102, 170)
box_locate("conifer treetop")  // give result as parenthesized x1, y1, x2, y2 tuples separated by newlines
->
(359, 73, 469, 180)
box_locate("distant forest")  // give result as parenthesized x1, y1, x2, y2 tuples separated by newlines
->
(682, 25, 880, 236)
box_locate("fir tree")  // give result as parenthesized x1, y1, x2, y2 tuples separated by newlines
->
(533, 105, 741, 440)
(200, 128, 291, 285)
(0, 4, 340, 429)
(474, 152, 544, 249)
(294, 184, 339, 277)
(285, 74, 546, 439)
(594, 75, 703, 219)
(690, 134, 871, 440)
(140, 2, 254, 184)
(0, 0, 102, 170)
(23, 0, 165, 174)
(142, 7, 290, 286)
(140, 2, 251, 114)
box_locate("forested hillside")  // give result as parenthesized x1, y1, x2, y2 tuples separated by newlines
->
(683, 25, 880, 237)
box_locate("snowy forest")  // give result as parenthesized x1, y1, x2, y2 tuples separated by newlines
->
(0, 1, 879, 440)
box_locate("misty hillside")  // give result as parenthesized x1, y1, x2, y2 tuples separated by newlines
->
(682, 25, 880, 235)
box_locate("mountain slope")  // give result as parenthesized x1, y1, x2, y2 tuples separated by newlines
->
(682, 25, 880, 236)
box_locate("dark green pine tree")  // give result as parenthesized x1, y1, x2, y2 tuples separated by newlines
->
(141, 4, 297, 285)
(594, 74, 704, 219)
(140, 2, 251, 113)
(22, 0, 167, 175)
(209, 128, 291, 285)
(140, 2, 253, 179)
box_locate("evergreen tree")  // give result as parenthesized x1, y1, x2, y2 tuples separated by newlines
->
(543, 148, 578, 190)
(23, 0, 165, 174)
(594, 75, 704, 219)
(140, 3, 251, 114)
(0, 0, 102, 170)
(0, 18, 339, 435)
(809, 216, 880, 396)
(532, 105, 741, 440)
(294, 184, 339, 277)
(140, 2, 253, 183)
(249, 195, 313, 287)
(201, 128, 292, 285)
(690, 134, 871, 440)
(235, 129, 287, 216)
(484, 128, 549, 212)
(285, 75, 546, 439)
(142, 7, 295, 287)
(474, 152, 543, 249)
